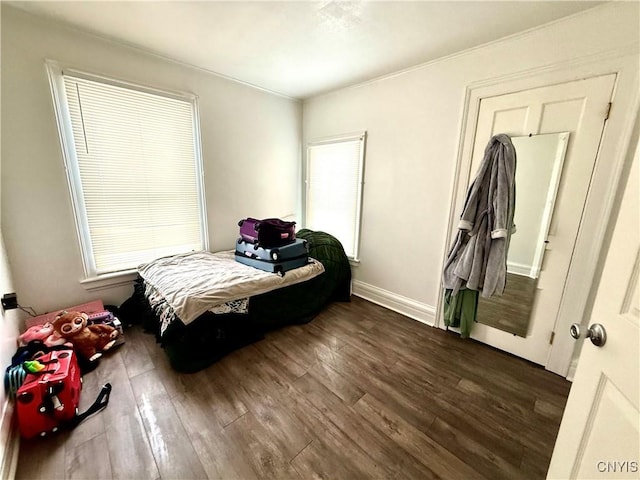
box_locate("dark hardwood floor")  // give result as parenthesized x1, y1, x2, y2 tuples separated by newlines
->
(15, 296, 571, 479)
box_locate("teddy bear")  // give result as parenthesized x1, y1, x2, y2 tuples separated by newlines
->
(18, 322, 68, 348)
(52, 310, 119, 362)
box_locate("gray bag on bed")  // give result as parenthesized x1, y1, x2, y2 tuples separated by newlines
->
(235, 238, 309, 276)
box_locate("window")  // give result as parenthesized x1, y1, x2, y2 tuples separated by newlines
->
(305, 132, 366, 260)
(47, 63, 207, 278)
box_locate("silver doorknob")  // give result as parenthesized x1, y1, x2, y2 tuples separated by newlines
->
(570, 323, 581, 339)
(586, 323, 607, 347)
(569, 322, 607, 347)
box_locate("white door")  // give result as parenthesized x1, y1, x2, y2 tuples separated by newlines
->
(465, 74, 616, 367)
(547, 136, 639, 479)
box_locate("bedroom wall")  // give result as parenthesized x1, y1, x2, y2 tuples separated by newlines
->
(0, 6, 21, 466)
(0, 232, 20, 478)
(302, 1, 640, 323)
(1, 6, 301, 316)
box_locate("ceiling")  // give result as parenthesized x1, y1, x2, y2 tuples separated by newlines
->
(9, 1, 603, 99)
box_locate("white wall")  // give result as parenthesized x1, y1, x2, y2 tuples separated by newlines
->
(0, 232, 20, 477)
(0, 236, 19, 408)
(1, 6, 301, 314)
(0, 6, 21, 466)
(303, 2, 640, 322)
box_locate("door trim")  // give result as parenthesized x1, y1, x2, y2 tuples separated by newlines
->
(437, 47, 640, 377)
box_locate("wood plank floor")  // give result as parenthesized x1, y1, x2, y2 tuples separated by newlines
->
(15, 296, 571, 480)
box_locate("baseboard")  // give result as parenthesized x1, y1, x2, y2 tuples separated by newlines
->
(351, 280, 436, 326)
(507, 261, 535, 278)
(0, 399, 19, 480)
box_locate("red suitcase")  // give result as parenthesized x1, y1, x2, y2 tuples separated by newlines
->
(15, 347, 112, 440)
(238, 217, 296, 247)
(16, 349, 81, 439)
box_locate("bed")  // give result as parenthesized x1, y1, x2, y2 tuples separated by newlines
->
(119, 229, 351, 372)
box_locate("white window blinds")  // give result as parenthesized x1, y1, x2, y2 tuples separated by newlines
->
(306, 133, 366, 260)
(52, 69, 206, 276)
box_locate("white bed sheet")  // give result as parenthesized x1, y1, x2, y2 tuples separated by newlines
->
(138, 250, 325, 326)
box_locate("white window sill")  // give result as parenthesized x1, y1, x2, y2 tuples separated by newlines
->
(79, 270, 138, 292)
(349, 258, 360, 267)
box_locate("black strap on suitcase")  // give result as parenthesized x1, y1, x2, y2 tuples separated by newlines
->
(64, 383, 112, 429)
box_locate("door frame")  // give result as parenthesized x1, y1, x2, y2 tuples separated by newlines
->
(436, 46, 640, 377)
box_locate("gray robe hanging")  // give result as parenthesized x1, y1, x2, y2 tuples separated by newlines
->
(443, 134, 517, 298)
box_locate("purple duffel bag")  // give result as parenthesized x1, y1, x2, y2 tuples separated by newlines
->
(238, 217, 296, 248)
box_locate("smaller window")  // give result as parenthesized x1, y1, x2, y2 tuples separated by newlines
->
(305, 132, 366, 260)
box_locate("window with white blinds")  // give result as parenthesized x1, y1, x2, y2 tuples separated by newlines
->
(48, 64, 207, 277)
(305, 133, 366, 260)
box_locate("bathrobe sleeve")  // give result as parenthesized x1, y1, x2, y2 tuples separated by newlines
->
(491, 140, 517, 240)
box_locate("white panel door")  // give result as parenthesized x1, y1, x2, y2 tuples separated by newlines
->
(466, 74, 615, 367)
(547, 138, 639, 479)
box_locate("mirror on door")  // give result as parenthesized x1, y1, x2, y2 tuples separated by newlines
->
(476, 132, 570, 337)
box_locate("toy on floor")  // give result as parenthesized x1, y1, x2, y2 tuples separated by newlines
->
(52, 310, 120, 362)
(18, 322, 67, 348)
(23, 360, 46, 373)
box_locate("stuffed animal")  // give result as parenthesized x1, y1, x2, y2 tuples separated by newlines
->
(52, 310, 119, 362)
(18, 322, 68, 348)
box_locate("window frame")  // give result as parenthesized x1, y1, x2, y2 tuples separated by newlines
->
(304, 131, 366, 261)
(46, 61, 208, 282)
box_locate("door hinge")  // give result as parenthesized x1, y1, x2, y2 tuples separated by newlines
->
(605, 102, 612, 121)
(549, 331, 556, 345)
